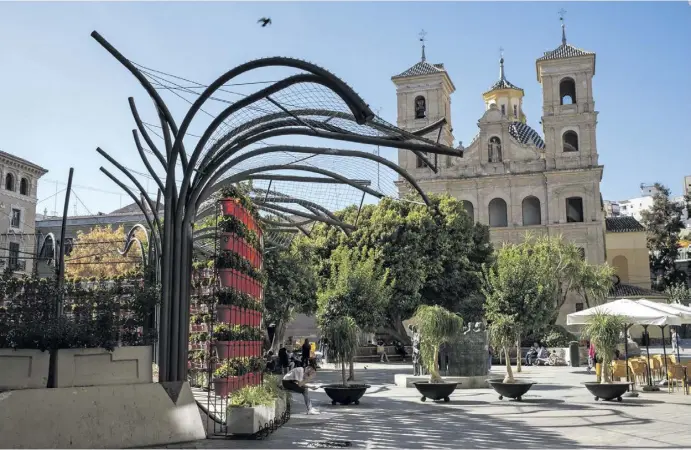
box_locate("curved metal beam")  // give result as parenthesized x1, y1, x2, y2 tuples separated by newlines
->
(128, 97, 167, 169)
(38, 232, 58, 266)
(177, 73, 356, 227)
(96, 147, 163, 243)
(195, 146, 431, 210)
(259, 203, 354, 230)
(132, 129, 165, 193)
(98, 167, 161, 258)
(91, 31, 188, 168)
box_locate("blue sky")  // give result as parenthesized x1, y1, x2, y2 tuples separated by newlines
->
(1, 1, 690, 215)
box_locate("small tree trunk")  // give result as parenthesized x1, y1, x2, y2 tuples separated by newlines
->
(270, 320, 288, 353)
(348, 358, 355, 381)
(341, 359, 347, 387)
(503, 345, 515, 383)
(430, 345, 442, 383)
(601, 356, 611, 384)
(516, 339, 522, 373)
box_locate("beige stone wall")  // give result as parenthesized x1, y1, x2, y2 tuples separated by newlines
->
(605, 231, 651, 289)
(0, 158, 45, 275)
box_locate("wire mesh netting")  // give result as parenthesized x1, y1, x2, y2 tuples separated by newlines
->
(129, 61, 454, 236)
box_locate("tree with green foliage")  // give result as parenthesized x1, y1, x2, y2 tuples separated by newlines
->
(641, 183, 690, 291)
(483, 239, 558, 373)
(487, 315, 520, 383)
(307, 194, 492, 343)
(410, 305, 463, 383)
(263, 243, 318, 352)
(317, 247, 390, 380)
(581, 311, 625, 383)
(320, 316, 360, 386)
(665, 281, 691, 305)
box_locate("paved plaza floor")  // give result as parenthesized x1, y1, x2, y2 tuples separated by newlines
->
(164, 355, 691, 449)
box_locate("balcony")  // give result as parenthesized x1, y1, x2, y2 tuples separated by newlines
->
(2, 259, 27, 272)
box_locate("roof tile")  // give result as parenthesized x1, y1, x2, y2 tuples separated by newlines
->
(605, 216, 645, 233)
(537, 43, 594, 62)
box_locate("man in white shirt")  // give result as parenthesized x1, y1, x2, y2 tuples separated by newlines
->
(282, 365, 319, 414)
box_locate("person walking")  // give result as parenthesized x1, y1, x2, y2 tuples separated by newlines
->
(377, 339, 389, 363)
(587, 341, 596, 374)
(282, 365, 320, 415)
(672, 328, 683, 355)
(301, 338, 311, 368)
(488, 345, 493, 373)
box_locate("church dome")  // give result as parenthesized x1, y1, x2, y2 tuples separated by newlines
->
(508, 122, 545, 149)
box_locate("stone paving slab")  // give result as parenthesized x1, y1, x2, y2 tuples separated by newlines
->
(160, 362, 691, 449)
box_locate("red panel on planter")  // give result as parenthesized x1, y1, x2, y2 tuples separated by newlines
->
(219, 199, 263, 240)
(214, 341, 262, 359)
(220, 233, 263, 270)
(218, 269, 263, 299)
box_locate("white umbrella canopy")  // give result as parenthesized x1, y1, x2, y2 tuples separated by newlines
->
(567, 299, 682, 326)
(666, 302, 691, 316)
(637, 299, 691, 324)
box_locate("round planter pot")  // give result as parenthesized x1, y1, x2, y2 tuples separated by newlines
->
(413, 381, 458, 402)
(323, 384, 370, 406)
(584, 381, 631, 402)
(488, 379, 536, 401)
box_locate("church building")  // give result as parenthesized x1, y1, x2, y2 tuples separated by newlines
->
(393, 21, 605, 269)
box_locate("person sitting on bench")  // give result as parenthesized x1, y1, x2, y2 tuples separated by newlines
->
(534, 344, 550, 365)
(282, 365, 320, 415)
(525, 343, 538, 366)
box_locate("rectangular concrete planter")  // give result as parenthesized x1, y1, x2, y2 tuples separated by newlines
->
(227, 403, 275, 435)
(274, 396, 287, 419)
(0, 381, 206, 448)
(56, 346, 153, 388)
(0, 348, 50, 390)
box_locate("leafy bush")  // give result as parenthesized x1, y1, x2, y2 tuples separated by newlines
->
(542, 325, 577, 348)
(0, 271, 159, 350)
(228, 384, 274, 408)
(521, 325, 576, 348)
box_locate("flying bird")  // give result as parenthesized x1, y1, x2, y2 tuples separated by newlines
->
(258, 17, 272, 27)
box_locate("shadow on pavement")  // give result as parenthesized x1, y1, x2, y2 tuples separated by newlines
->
(280, 393, 584, 448)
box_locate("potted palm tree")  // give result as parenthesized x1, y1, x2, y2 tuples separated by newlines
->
(487, 316, 536, 401)
(410, 305, 463, 402)
(320, 316, 370, 406)
(581, 311, 629, 402)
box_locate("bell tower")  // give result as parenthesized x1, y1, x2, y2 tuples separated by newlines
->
(536, 13, 598, 170)
(391, 31, 455, 171)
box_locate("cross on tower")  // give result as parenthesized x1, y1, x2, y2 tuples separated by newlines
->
(558, 9, 567, 45)
(419, 29, 427, 61)
(558, 8, 567, 21)
(499, 46, 504, 59)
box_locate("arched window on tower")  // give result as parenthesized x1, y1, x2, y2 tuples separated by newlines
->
(566, 197, 584, 223)
(488, 198, 508, 227)
(560, 77, 576, 105)
(414, 96, 426, 119)
(20, 178, 29, 195)
(521, 196, 541, 226)
(513, 104, 518, 118)
(488, 137, 502, 162)
(562, 131, 579, 152)
(461, 200, 475, 221)
(5, 173, 14, 191)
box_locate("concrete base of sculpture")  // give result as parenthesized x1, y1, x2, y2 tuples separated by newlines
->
(0, 381, 206, 448)
(394, 374, 490, 389)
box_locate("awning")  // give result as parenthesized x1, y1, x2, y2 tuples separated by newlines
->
(566, 299, 682, 327)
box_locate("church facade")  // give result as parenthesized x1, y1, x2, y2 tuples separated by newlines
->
(392, 26, 605, 321)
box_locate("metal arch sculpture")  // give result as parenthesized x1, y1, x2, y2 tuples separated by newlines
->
(117, 223, 151, 270)
(91, 31, 462, 382)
